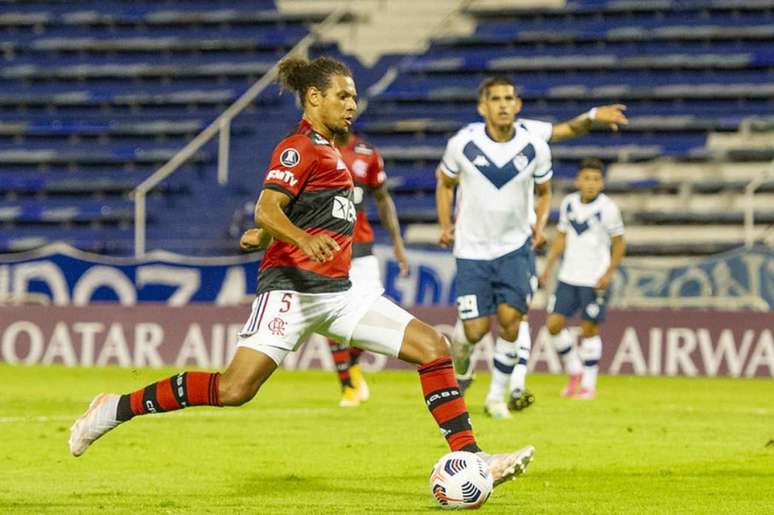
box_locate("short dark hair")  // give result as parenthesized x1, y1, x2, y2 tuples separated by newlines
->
(578, 157, 605, 176)
(477, 76, 516, 101)
(277, 56, 352, 106)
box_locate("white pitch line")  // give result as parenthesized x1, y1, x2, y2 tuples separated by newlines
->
(0, 407, 334, 424)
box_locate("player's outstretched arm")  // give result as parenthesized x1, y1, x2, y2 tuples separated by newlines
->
(373, 184, 409, 276)
(550, 104, 629, 142)
(435, 168, 458, 248)
(239, 227, 273, 251)
(255, 189, 340, 263)
(595, 235, 626, 290)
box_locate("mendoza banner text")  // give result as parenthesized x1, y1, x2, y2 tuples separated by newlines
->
(0, 243, 772, 308)
(0, 306, 771, 377)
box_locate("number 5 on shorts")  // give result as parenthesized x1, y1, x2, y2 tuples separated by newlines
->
(279, 292, 292, 313)
(457, 294, 479, 319)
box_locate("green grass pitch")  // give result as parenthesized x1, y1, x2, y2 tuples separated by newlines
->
(1, 365, 771, 514)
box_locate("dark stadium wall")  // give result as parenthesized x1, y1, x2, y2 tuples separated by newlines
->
(0, 306, 771, 378)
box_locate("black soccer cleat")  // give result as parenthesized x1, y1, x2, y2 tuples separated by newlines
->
(507, 389, 535, 411)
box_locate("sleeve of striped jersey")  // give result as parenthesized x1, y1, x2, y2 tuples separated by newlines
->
(365, 148, 387, 189)
(532, 138, 553, 184)
(438, 137, 460, 178)
(557, 197, 569, 233)
(521, 118, 553, 142)
(262, 137, 315, 199)
(604, 202, 625, 237)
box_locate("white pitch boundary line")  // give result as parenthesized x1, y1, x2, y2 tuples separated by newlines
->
(0, 407, 335, 424)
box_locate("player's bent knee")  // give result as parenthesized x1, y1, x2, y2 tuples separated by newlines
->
(400, 319, 450, 364)
(581, 323, 599, 338)
(546, 316, 564, 335)
(498, 324, 519, 342)
(462, 320, 489, 343)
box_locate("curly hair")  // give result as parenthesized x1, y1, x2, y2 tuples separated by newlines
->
(277, 56, 352, 106)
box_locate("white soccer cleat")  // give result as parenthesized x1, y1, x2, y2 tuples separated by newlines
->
(478, 445, 535, 487)
(69, 393, 122, 457)
(484, 398, 512, 420)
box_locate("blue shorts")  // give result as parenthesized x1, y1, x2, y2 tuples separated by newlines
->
(455, 241, 536, 320)
(549, 281, 610, 323)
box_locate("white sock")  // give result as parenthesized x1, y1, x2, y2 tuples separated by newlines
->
(579, 336, 602, 390)
(509, 321, 531, 393)
(487, 336, 518, 402)
(451, 319, 477, 379)
(550, 329, 582, 376)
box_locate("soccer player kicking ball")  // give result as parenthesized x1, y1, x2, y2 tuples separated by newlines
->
(69, 56, 533, 487)
(539, 158, 626, 399)
(242, 129, 409, 409)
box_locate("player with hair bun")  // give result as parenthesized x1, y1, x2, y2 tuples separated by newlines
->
(69, 56, 534, 488)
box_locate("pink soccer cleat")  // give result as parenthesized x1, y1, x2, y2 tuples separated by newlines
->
(560, 374, 581, 398)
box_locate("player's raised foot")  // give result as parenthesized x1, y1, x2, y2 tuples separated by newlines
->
(477, 445, 535, 487)
(484, 398, 512, 419)
(560, 374, 582, 398)
(69, 393, 121, 457)
(574, 387, 596, 400)
(349, 364, 369, 402)
(507, 389, 535, 412)
(339, 386, 361, 408)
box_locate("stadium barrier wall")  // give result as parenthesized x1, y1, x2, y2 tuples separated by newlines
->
(0, 306, 771, 378)
(1, 243, 773, 309)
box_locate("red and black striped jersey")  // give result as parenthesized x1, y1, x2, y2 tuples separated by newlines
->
(259, 120, 355, 294)
(338, 133, 386, 258)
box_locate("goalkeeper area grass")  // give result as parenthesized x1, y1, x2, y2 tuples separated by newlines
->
(1, 365, 771, 514)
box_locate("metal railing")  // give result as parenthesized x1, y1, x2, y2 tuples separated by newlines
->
(744, 158, 774, 248)
(132, 7, 351, 257)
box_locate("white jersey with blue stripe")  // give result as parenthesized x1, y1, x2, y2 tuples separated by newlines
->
(557, 192, 624, 287)
(439, 121, 553, 260)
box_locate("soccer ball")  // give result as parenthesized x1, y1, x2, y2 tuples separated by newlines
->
(429, 451, 493, 509)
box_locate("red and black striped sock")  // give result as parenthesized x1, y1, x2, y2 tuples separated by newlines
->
(327, 338, 354, 389)
(349, 347, 364, 367)
(418, 356, 480, 453)
(115, 371, 221, 422)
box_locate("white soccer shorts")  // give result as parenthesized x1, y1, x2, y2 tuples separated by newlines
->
(237, 285, 413, 365)
(349, 254, 382, 294)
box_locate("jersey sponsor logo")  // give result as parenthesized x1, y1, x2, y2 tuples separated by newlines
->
(332, 195, 356, 222)
(279, 148, 300, 167)
(267, 169, 298, 187)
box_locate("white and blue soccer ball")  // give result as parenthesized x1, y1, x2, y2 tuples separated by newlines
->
(429, 451, 493, 510)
